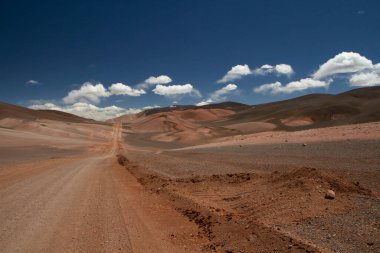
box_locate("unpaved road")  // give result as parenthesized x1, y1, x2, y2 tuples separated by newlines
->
(0, 123, 200, 253)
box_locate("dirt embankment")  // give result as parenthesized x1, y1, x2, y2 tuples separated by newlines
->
(116, 153, 379, 252)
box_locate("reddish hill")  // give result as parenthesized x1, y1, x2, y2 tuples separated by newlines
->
(0, 101, 95, 123)
(218, 86, 380, 131)
(118, 86, 380, 145)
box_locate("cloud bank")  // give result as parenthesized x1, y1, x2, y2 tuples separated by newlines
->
(218, 63, 294, 83)
(63, 82, 148, 105)
(254, 78, 331, 94)
(153, 84, 201, 97)
(109, 83, 146, 96)
(254, 52, 379, 94)
(29, 102, 156, 121)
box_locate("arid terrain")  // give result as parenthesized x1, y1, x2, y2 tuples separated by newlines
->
(1, 87, 380, 252)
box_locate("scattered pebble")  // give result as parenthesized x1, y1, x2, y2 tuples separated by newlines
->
(325, 190, 335, 200)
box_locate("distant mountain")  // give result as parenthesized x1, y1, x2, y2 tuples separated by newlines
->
(219, 86, 380, 130)
(140, 101, 250, 116)
(0, 101, 94, 123)
(116, 86, 380, 145)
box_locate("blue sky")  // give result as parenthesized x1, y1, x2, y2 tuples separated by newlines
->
(0, 0, 379, 120)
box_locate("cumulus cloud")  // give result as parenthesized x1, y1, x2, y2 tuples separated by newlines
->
(196, 84, 238, 106)
(26, 80, 40, 85)
(142, 105, 160, 110)
(29, 102, 149, 121)
(253, 64, 294, 76)
(196, 99, 213, 106)
(218, 63, 295, 83)
(217, 64, 251, 83)
(275, 64, 294, 76)
(313, 52, 373, 79)
(29, 103, 62, 111)
(254, 78, 331, 94)
(136, 75, 173, 89)
(349, 72, 380, 87)
(145, 75, 172, 85)
(63, 82, 111, 104)
(347, 62, 380, 87)
(109, 83, 146, 96)
(210, 83, 238, 101)
(153, 84, 201, 97)
(252, 64, 273, 76)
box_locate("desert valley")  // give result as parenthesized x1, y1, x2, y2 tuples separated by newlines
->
(0, 86, 379, 253)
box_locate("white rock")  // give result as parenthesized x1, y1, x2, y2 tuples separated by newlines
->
(325, 190, 335, 199)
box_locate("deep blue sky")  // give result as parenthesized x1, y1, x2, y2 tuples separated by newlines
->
(0, 0, 379, 115)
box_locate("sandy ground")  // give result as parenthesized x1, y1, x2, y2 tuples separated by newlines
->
(1, 116, 379, 252)
(122, 122, 380, 253)
(0, 122, 204, 253)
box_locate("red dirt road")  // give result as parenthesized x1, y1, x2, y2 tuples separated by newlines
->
(0, 123, 201, 253)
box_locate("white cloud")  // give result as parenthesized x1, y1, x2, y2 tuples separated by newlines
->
(145, 75, 172, 85)
(109, 83, 146, 96)
(63, 82, 111, 104)
(313, 52, 373, 79)
(252, 64, 273, 76)
(253, 64, 294, 76)
(210, 83, 238, 101)
(196, 99, 213, 106)
(254, 78, 331, 94)
(343, 60, 380, 87)
(197, 83, 238, 106)
(349, 72, 380, 87)
(217, 64, 251, 83)
(153, 84, 201, 97)
(26, 80, 40, 85)
(218, 63, 294, 83)
(136, 75, 173, 89)
(29, 103, 62, 111)
(142, 105, 160, 110)
(254, 82, 282, 94)
(29, 102, 146, 121)
(275, 64, 294, 76)
(29, 99, 56, 105)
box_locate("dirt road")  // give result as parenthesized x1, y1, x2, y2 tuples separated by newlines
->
(0, 123, 200, 253)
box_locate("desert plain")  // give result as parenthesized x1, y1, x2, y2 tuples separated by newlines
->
(0, 86, 379, 253)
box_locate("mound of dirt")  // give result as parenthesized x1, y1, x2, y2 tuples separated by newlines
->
(176, 173, 254, 184)
(117, 154, 330, 252)
(269, 167, 372, 195)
